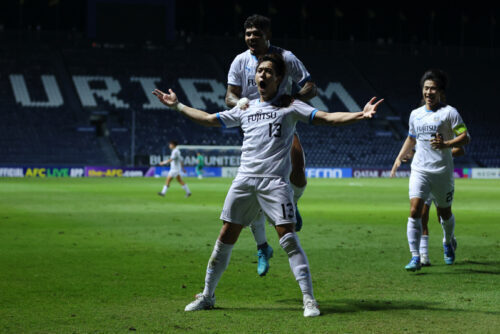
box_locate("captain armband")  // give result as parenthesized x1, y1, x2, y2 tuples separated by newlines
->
(453, 124, 467, 135)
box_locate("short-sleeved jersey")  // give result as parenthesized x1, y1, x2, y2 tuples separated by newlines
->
(169, 147, 182, 172)
(227, 45, 311, 100)
(408, 104, 467, 173)
(216, 99, 318, 178)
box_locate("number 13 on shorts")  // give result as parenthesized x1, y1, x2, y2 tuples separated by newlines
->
(281, 202, 295, 219)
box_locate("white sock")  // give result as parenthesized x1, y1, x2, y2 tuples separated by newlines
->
(182, 184, 191, 194)
(161, 185, 168, 194)
(407, 217, 422, 257)
(290, 184, 306, 204)
(441, 214, 455, 244)
(250, 213, 267, 247)
(279, 232, 314, 301)
(419, 235, 429, 256)
(202, 240, 233, 298)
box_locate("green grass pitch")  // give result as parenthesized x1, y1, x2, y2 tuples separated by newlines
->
(0, 177, 499, 333)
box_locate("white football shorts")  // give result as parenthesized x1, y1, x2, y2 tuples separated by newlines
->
(424, 195, 435, 207)
(167, 169, 180, 178)
(409, 169, 454, 208)
(220, 175, 296, 226)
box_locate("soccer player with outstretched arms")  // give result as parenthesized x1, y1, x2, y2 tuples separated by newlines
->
(225, 14, 317, 276)
(153, 53, 383, 317)
(391, 69, 470, 271)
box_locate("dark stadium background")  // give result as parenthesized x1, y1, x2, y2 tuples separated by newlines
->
(0, 0, 499, 171)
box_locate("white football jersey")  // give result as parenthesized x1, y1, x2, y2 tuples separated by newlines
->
(217, 99, 317, 178)
(227, 45, 311, 100)
(408, 104, 467, 173)
(169, 147, 182, 172)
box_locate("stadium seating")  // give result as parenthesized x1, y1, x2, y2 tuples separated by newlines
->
(0, 38, 497, 168)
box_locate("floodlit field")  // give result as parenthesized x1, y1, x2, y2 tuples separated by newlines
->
(0, 177, 499, 333)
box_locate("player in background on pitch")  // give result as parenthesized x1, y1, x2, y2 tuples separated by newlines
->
(402, 145, 467, 266)
(158, 140, 192, 198)
(225, 14, 317, 276)
(195, 152, 204, 179)
(153, 53, 383, 317)
(391, 69, 470, 271)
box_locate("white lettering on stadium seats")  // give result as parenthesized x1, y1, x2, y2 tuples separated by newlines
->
(72, 76, 129, 109)
(130, 77, 165, 109)
(178, 78, 226, 109)
(310, 82, 361, 113)
(9, 74, 64, 107)
(8, 75, 361, 114)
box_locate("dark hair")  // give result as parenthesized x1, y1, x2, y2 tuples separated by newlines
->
(169, 140, 178, 146)
(257, 52, 286, 79)
(420, 69, 448, 105)
(420, 69, 448, 92)
(244, 14, 271, 33)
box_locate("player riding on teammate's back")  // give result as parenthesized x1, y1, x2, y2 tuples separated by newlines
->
(153, 52, 383, 317)
(226, 14, 318, 276)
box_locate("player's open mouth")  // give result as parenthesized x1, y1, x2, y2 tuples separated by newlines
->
(259, 81, 267, 89)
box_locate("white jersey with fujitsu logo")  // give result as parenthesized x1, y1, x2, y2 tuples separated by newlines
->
(216, 99, 317, 178)
(169, 147, 182, 172)
(227, 45, 311, 100)
(408, 104, 467, 174)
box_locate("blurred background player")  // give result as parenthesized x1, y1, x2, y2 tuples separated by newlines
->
(195, 152, 204, 179)
(391, 69, 470, 271)
(225, 14, 317, 276)
(158, 140, 192, 198)
(153, 53, 382, 317)
(402, 145, 467, 266)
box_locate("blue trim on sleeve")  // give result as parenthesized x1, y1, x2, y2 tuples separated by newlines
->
(309, 109, 318, 124)
(408, 132, 416, 138)
(297, 75, 312, 88)
(216, 113, 226, 128)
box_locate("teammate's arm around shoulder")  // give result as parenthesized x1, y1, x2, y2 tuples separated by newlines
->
(311, 97, 383, 126)
(152, 89, 220, 127)
(225, 85, 243, 108)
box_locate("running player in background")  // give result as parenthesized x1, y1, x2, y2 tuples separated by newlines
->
(225, 14, 317, 276)
(391, 69, 470, 271)
(153, 53, 383, 317)
(158, 140, 192, 198)
(195, 152, 204, 179)
(402, 145, 467, 266)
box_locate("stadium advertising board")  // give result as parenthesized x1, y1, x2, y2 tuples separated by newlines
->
(149, 154, 240, 167)
(305, 168, 352, 178)
(453, 168, 471, 178)
(353, 168, 470, 178)
(85, 166, 150, 177)
(0, 167, 85, 177)
(153, 167, 222, 178)
(0, 167, 24, 177)
(471, 168, 500, 179)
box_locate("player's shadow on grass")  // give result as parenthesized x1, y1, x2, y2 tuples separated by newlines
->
(274, 298, 437, 315)
(306, 299, 500, 316)
(423, 260, 500, 275)
(456, 260, 500, 267)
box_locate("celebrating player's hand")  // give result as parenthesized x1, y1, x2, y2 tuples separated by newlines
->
(390, 158, 401, 178)
(362, 97, 384, 119)
(430, 133, 446, 149)
(237, 97, 250, 110)
(152, 89, 179, 108)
